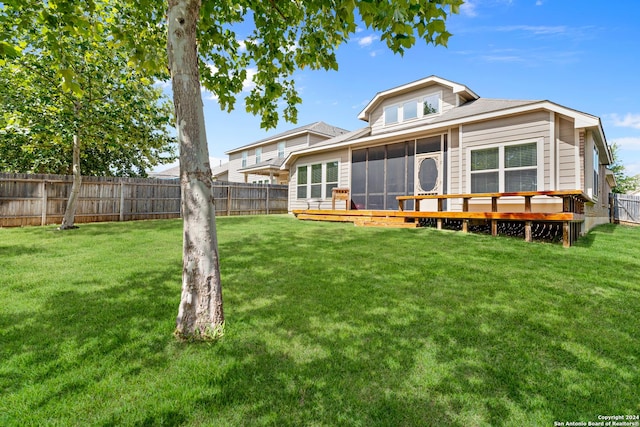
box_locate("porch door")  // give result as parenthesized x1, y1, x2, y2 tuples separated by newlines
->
(415, 153, 441, 211)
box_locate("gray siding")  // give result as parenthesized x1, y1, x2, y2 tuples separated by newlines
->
(369, 84, 457, 135)
(227, 134, 318, 183)
(288, 149, 350, 211)
(557, 116, 578, 190)
(459, 111, 551, 193)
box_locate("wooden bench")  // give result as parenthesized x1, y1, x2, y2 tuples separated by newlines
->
(331, 188, 350, 210)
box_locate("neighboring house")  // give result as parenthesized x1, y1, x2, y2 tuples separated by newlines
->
(149, 159, 229, 181)
(225, 121, 350, 184)
(282, 76, 615, 233)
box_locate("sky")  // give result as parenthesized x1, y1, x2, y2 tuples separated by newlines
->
(159, 0, 640, 178)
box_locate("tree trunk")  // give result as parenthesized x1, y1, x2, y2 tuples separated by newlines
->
(60, 134, 82, 230)
(168, 0, 224, 339)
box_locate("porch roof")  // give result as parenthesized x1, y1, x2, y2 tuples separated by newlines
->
(238, 158, 287, 176)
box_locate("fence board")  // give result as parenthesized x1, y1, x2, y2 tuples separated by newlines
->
(612, 194, 640, 225)
(0, 173, 288, 227)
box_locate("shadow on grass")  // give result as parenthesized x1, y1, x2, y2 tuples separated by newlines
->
(0, 262, 181, 416)
(2, 216, 639, 425)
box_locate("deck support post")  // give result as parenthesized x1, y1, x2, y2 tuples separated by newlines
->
(437, 218, 442, 230)
(462, 219, 468, 233)
(563, 221, 570, 248)
(491, 220, 498, 237)
(525, 221, 532, 242)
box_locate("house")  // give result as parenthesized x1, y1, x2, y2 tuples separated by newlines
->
(281, 76, 615, 233)
(225, 121, 350, 184)
(150, 158, 229, 181)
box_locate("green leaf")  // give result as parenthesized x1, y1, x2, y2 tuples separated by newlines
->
(0, 41, 22, 59)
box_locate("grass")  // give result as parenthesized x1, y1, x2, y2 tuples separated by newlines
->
(1, 216, 639, 426)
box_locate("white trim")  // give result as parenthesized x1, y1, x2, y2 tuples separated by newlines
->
(295, 158, 341, 200)
(358, 75, 479, 121)
(458, 126, 464, 193)
(549, 112, 556, 191)
(574, 129, 581, 188)
(465, 138, 544, 193)
(283, 100, 603, 170)
(446, 128, 452, 195)
(382, 90, 443, 128)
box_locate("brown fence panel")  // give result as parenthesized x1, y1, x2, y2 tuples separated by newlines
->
(0, 173, 288, 227)
(612, 193, 640, 225)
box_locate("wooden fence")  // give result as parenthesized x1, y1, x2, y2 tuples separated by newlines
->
(0, 173, 288, 227)
(611, 193, 640, 225)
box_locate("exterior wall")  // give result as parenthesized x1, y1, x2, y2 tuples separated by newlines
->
(369, 84, 457, 135)
(288, 148, 350, 212)
(557, 116, 579, 190)
(583, 130, 611, 232)
(459, 111, 551, 193)
(227, 134, 315, 183)
(448, 127, 462, 211)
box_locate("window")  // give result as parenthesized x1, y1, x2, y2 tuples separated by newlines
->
(241, 151, 247, 168)
(384, 92, 441, 127)
(504, 143, 537, 192)
(423, 93, 440, 115)
(297, 161, 340, 199)
(593, 146, 599, 198)
(469, 142, 539, 193)
(384, 106, 398, 125)
(277, 142, 285, 159)
(311, 164, 322, 198)
(471, 148, 499, 193)
(297, 166, 307, 199)
(325, 161, 338, 196)
(255, 147, 262, 164)
(403, 100, 418, 121)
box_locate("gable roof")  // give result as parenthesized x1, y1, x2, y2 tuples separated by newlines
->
(358, 75, 480, 122)
(225, 121, 350, 154)
(283, 98, 613, 168)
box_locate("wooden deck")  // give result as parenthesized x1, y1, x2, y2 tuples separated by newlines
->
(293, 190, 591, 247)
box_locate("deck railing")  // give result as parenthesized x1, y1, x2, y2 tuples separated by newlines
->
(396, 190, 590, 247)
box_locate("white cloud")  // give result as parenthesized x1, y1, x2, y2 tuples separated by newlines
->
(536, 0, 544, 5)
(609, 113, 640, 129)
(238, 40, 247, 52)
(460, 0, 478, 17)
(496, 25, 568, 35)
(242, 67, 258, 92)
(357, 35, 377, 47)
(610, 137, 640, 151)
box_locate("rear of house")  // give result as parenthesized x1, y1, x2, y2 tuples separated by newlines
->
(283, 76, 614, 234)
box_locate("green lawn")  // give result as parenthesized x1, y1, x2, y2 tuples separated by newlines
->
(1, 216, 639, 426)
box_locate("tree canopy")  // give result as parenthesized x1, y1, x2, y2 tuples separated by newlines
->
(609, 143, 640, 194)
(0, 0, 176, 177)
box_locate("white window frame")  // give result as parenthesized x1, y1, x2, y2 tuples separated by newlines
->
(383, 90, 442, 127)
(241, 151, 247, 168)
(466, 139, 544, 193)
(255, 147, 262, 164)
(277, 141, 285, 159)
(384, 105, 398, 125)
(422, 92, 442, 116)
(295, 160, 341, 200)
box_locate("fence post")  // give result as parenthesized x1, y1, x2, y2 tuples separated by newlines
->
(266, 185, 270, 215)
(41, 180, 47, 226)
(119, 179, 125, 222)
(227, 185, 232, 216)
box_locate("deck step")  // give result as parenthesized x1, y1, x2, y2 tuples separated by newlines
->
(354, 219, 418, 228)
